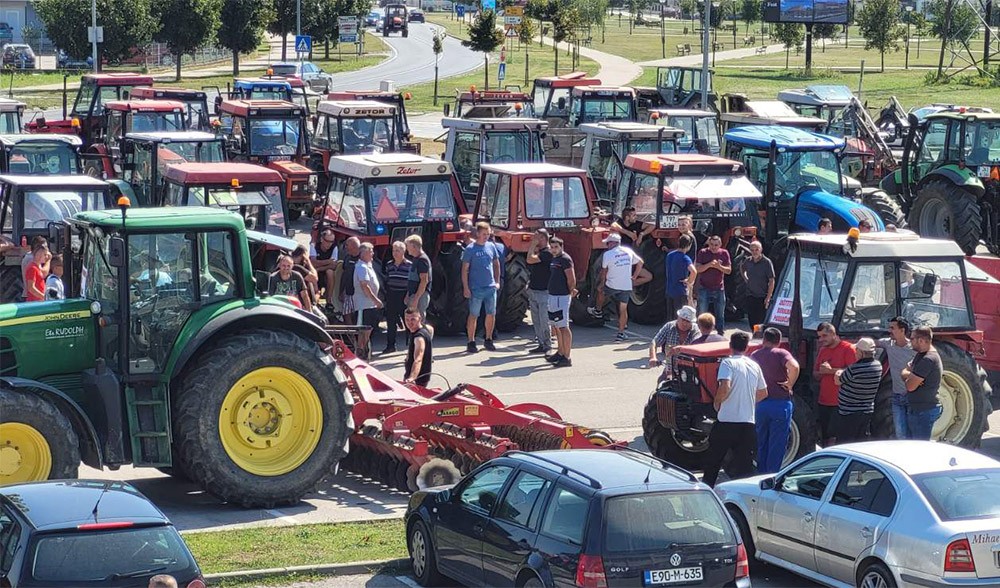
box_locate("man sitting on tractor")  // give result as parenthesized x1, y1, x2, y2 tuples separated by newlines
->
(269, 254, 312, 312)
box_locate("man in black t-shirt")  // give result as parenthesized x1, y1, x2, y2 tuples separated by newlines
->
(546, 237, 576, 367)
(269, 255, 311, 311)
(526, 228, 553, 354)
(404, 308, 434, 387)
(611, 206, 648, 247)
(311, 229, 339, 311)
(901, 326, 943, 440)
(336, 237, 361, 319)
(404, 234, 432, 317)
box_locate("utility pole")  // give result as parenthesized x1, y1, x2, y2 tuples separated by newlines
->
(985, 0, 992, 69)
(701, 0, 711, 108)
(297, 0, 302, 62)
(91, 0, 98, 73)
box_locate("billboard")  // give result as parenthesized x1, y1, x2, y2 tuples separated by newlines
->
(764, 0, 848, 23)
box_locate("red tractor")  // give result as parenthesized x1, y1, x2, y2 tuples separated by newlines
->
(447, 88, 535, 119)
(82, 99, 188, 178)
(131, 86, 212, 131)
(26, 73, 155, 145)
(326, 89, 418, 153)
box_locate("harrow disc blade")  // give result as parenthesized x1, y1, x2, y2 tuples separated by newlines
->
(416, 458, 462, 490)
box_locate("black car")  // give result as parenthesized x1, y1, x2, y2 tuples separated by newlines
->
(0, 480, 204, 587)
(408, 9, 426, 22)
(404, 448, 750, 587)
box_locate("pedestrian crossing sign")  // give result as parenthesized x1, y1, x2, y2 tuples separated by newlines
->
(295, 35, 312, 54)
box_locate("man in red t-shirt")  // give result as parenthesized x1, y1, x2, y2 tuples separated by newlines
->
(694, 235, 731, 334)
(24, 243, 51, 302)
(813, 322, 855, 446)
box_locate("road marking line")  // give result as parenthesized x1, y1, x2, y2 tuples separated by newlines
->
(501, 386, 615, 397)
(264, 509, 299, 525)
(395, 574, 421, 588)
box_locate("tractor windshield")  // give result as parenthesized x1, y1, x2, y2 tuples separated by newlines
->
(340, 117, 396, 153)
(155, 140, 226, 169)
(524, 175, 589, 219)
(452, 130, 543, 195)
(248, 117, 303, 157)
(23, 190, 107, 229)
(368, 178, 457, 224)
(743, 148, 843, 199)
(768, 252, 848, 330)
(624, 171, 759, 225)
(7, 143, 79, 174)
(669, 115, 721, 155)
(962, 119, 1000, 166)
(130, 112, 186, 133)
(0, 111, 20, 133)
(573, 96, 634, 125)
(534, 86, 570, 118)
(179, 184, 287, 236)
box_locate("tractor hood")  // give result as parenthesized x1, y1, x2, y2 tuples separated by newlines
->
(268, 160, 313, 179)
(795, 188, 884, 233)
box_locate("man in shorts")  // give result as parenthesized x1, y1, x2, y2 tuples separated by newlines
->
(591, 232, 646, 340)
(546, 237, 576, 367)
(353, 243, 383, 358)
(461, 222, 501, 353)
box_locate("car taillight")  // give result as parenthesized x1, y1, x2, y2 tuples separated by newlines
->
(575, 554, 607, 588)
(186, 578, 207, 588)
(945, 538, 976, 572)
(77, 521, 134, 530)
(735, 542, 749, 578)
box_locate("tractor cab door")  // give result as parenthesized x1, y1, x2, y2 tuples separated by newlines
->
(123, 140, 157, 205)
(907, 118, 947, 193)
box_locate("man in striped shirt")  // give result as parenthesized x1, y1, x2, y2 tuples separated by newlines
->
(834, 337, 882, 443)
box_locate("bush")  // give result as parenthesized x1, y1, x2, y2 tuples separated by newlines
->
(924, 70, 951, 85)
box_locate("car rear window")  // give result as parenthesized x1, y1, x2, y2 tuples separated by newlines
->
(914, 469, 1000, 521)
(31, 525, 196, 583)
(604, 491, 736, 553)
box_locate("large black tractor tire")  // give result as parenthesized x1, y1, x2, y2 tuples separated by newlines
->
(933, 342, 991, 448)
(288, 208, 303, 222)
(861, 189, 907, 229)
(629, 239, 667, 325)
(569, 252, 605, 328)
(0, 388, 80, 484)
(0, 265, 22, 303)
(172, 329, 354, 508)
(908, 180, 982, 255)
(429, 243, 469, 336)
(871, 379, 896, 439)
(496, 253, 529, 333)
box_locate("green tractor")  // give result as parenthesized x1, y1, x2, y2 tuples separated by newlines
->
(882, 110, 1000, 255)
(0, 205, 353, 507)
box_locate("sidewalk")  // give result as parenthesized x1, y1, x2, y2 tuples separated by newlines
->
(637, 43, 785, 68)
(541, 37, 644, 86)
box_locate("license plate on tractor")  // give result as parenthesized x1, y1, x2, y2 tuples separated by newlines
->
(644, 567, 703, 585)
(660, 215, 678, 229)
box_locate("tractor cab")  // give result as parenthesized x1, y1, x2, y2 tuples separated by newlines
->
(383, 3, 409, 36)
(577, 121, 684, 206)
(229, 78, 316, 116)
(327, 90, 416, 150)
(161, 162, 289, 239)
(131, 86, 211, 131)
(718, 95, 826, 136)
(531, 72, 600, 125)
(82, 100, 188, 179)
(724, 125, 894, 248)
(777, 84, 854, 125)
(449, 88, 535, 119)
(569, 86, 637, 127)
(220, 99, 316, 220)
(441, 117, 548, 208)
(655, 66, 715, 110)
(0, 98, 25, 133)
(116, 131, 226, 205)
(648, 108, 721, 155)
(310, 100, 403, 196)
(26, 73, 155, 145)
(0, 134, 82, 175)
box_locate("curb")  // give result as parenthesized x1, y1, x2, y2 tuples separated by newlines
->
(205, 558, 409, 583)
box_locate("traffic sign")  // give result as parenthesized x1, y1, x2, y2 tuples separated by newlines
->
(340, 34, 359, 43)
(87, 26, 104, 43)
(504, 16, 522, 25)
(505, 6, 524, 16)
(483, 0, 496, 10)
(338, 16, 359, 43)
(505, 27, 518, 37)
(456, 4, 466, 17)
(498, 62, 506, 81)
(295, 35, 312, 54)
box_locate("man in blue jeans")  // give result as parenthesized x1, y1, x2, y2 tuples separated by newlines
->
(750, 327, 800, 473)
(461, 221, 501, 353)
(694, 235, 731, 334)
(901, 326, 943, 439)
(877, 316, 915, 438)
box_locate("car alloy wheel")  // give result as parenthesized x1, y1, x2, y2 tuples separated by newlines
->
(860, 571, 889, 588)
(410, 525, 427, 578)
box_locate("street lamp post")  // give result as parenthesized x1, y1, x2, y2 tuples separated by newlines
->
(297, 0, 302, 62)
(91, 0, 97, 73)
(659, 0, 666, 59)
(905, 5, 913, 69)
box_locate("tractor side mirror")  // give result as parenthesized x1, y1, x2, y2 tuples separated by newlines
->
(922, 274, 937, 295)
(47, 222, 61, 244)
(759, 477, 776, 491)
(254, 270, 270, 295)
(598, 140, 613, 158)
(108, 236, 126, 268)
(551, 138, 561, 150)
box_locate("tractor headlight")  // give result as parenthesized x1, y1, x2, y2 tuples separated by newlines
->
(90, 301, 102, 315)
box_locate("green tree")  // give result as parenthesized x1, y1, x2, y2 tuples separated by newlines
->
(36, 0, 156, 67)
(774, 22, 803, 69)
(525, 0, 554, 42)
(741, 0, 761, 33)
(269, 0, 299, 61)
(519, 17, 537, 45)
(462, 10, 504, 89)
(814, 22, 837, 51)
(929, 0, 978, 44)
(856, 0, 904, 71)
(552, 2, 582, 71)
(154, 0, 223, 80)
(217, 0, 274, 76)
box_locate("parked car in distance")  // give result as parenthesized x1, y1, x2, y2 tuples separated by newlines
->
(405, 448, 750, 587)
(57, 50, 93, 69)
(269, 61, 335, 93)
(408, 9, 426, 22)
(365, 11, 381, 27)
(716, 441, 1000, 588)
(0, 480, 205, 587)
(376, 18, 385, 32)
(2, 44, 35, 69)
(0, 23, 12, 47)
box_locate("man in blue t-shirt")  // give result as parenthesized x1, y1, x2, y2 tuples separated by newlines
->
(665, 234, 697, 319)
(461, 221, 501, 353)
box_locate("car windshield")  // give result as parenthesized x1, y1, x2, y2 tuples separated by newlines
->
(914, 469, 1000, 521)
(604, 491, 736, 553)
(963, 120, 1000, 165)
(249, 118, 302, 157)
(524, 175, 589, 219)
(131, 112, 186, 133)
(368, 179, 457, 224)
(23, 190, 106, 228)
(30, 525, 196, 584)
(769, 252, 848, 329)
(8, 143, 79, 174)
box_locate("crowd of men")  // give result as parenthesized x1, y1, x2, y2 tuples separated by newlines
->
(2, 236, 66, 302)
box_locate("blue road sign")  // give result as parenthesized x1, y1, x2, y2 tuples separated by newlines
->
(482, 0, 496, 10)
(295, 35, 312, 54)
(498, 62, 506, 81)
(456, 4, 466, 17)
(340, 33, 358, 43)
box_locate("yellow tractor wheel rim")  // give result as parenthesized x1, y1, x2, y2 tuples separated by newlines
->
(218, 367, 323, 477)
(0, 423, 53, 484)
(934, 370, 975, 444)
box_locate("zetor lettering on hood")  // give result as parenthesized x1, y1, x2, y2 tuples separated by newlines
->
(397, 166, 419, 175)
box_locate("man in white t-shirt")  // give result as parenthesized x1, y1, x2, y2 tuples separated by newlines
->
(590, 232, 647, 341)
(702, 331, 768, 487)
(352, 243, 383, 358)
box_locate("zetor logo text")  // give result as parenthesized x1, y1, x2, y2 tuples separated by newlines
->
(396, 166, 419, 175)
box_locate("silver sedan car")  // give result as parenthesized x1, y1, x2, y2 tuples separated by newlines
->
(716, 441, 1000, 587)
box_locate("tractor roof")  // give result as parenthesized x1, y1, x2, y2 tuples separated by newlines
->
(104, 100, 185, 113)
(328, 153, 452, 178)
(440, 117, 548, 131)
(456, 89, 532, 103)
(777, 84, 854, 107)
(81, 73, 154, 86)
(124, 131, 220, 143)
(0, 134, 81, 147)
(0, 174, 108, 189)
(724, 125, 846, 151)
(0, 98, 25, 112)
(533, 72, 601, 88)
(579, 121, 684, 140)
(327, 90, 405, 101)
(924, 110, 1000, 122)
(317, 100, 396, 117)
(235, 78, 293, 90)
(792, 231, 964, 259)
(649, 108, 717, 118)
(131, 86, 207, 100)
(480, 162, 586, 176)
(721, 100, 826, 127)
(220, 99, 304, 117)
(624, 153, 746, 176)
(75, 205, 249, 232)
(163, 162, 283, 185)
(571, 85, 635, 97)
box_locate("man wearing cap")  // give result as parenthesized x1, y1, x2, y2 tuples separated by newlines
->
(591, 232, 648, 341)
(649, 305, 697, 382)
(834, 337, 882, 443)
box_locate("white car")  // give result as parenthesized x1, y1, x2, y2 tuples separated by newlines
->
(716, 441, 1000, 588)
(269, 62, 334, 93)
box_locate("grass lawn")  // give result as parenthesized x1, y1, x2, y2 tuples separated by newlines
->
(183, 519, 406, 575)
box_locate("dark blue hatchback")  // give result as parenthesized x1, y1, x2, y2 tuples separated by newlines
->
(404, 448, 751, 587)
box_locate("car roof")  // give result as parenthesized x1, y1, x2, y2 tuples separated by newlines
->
(0, 480, 169, 531)
(508, 449, 700, 491)
(724, 125, 845, 151)
(791, 230, 965, 259)
(824, 441, 1000, 476)
(0, 174, 107, 188)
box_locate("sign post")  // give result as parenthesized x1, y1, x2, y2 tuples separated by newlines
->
(338, 16, 359, 45)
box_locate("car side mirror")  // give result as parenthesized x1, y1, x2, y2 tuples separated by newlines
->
(759, 477, 776, 491)
(108, 236, 126, 268)
(922, 274, 937, 295)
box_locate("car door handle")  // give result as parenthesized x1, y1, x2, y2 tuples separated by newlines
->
(473, 524, 484, 535)
(861, 527, 873, 538)
(802, 512, 813, 522)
